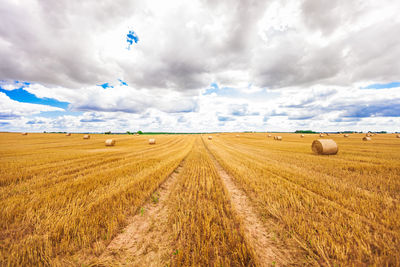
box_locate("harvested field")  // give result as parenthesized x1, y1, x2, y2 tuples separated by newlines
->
(0, 132, 399, 266)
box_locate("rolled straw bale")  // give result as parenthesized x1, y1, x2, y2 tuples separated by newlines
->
(300, 134, 305, 138)
(366, 133, 372, 137)
(66, 133, 71, 136)
(268, 134, 272, 137)
(83, 135, 90, 139)
(21, 132, 28, 135)
(208, 136, 213, 140)
(363, 137, 371, 141)
(397, 134, 400, 138)
(312, 139, 338, 155)
(149, 138, 156, 144)
(105, 139, 115, 146)
(344, 134, 349, 137)
(319, 134, 324, 137)
(274, 136, 282, 141)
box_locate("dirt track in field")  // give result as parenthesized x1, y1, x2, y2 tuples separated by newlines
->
(94, 162, 185, 266)
(205, 144, 298, 267)
(89, 138, 300, 266)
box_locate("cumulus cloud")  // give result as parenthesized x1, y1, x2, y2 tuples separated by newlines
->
(1, 0, 399, 132)
(22, 83, 198, 114)
(2, 0, 397, 91)
(0, 92, 63, 119)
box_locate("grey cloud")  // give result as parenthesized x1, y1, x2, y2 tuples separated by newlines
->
(284, 89, 337, 108)
(344, 21, 400, 84)
(218, 116, 235, 122)
(284, 94, 400, 120)
(288, 114, 316, 120)
(330, 117, 361, 122)
(253, 34, 343, 88)
(300, 0, 363, 35)
(0, 112, 19, 120)
(72, 104, 143, 114)
(229, 104, 259, 116)
(177, 116, 186, 123)
(2, 0, 398, 93)
(80, 118, 105, 122)
(340, 100, 400, 118)
(26, 119, 45, 124)
(0, 0, 139, 88)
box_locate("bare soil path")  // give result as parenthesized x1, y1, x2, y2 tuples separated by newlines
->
(204, 144, 299, 266)
(92, 161, 185, 266)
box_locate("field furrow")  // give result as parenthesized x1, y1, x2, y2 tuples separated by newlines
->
(1, 132, 399, 266)
(167, 137, 257, 266)
(0, 133, 194, 266)
(205, 133, 400, 265)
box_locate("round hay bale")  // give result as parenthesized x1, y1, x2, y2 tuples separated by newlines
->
(319, 134, 324, 137)
(267, 134, 272, 137)
(105, 139, 115, 146)
(300, 134, 305, 138)
(149, 138, 156, 144)
(312, 139, 338, 155)
(366, 133, 372, 137)
(344, 134, 349, 137)
(208, 136, 213, 140)
(21, 132, 28, 135)
(274, 136, 282, 141)
(363, 137, 371, 141)
(397, 134, 400, 138)
(66, 133, 71, 136)
(83, 135, 90, 139)
(326, 133, 330, 136)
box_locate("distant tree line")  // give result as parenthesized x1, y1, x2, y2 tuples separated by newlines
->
(295, 130, 316, 134)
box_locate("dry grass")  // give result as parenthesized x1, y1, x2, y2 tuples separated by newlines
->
(1, 132, 399, 266)
(0, 133, 194, 265)
(205, 132, 400, 265)
(167, 138, 256, 266)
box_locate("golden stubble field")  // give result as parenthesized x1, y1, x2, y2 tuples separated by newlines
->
(0, 132, 399, 266)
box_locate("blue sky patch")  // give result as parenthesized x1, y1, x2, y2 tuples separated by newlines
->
(119, 79, 128, 86)
(203, 83, 240, 97)
(98, 83, 113, 89)
(203, 83, 219, 95)
(127, 30, 139, 49)
(0, 87, 69, 109)
(362, 82, 400, 89)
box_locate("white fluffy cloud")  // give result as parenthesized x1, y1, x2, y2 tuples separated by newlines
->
(0, 92, 63, 125)
(0, 0, 399, 132)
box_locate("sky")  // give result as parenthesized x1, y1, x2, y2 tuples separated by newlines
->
(0, 0, 399, 133)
